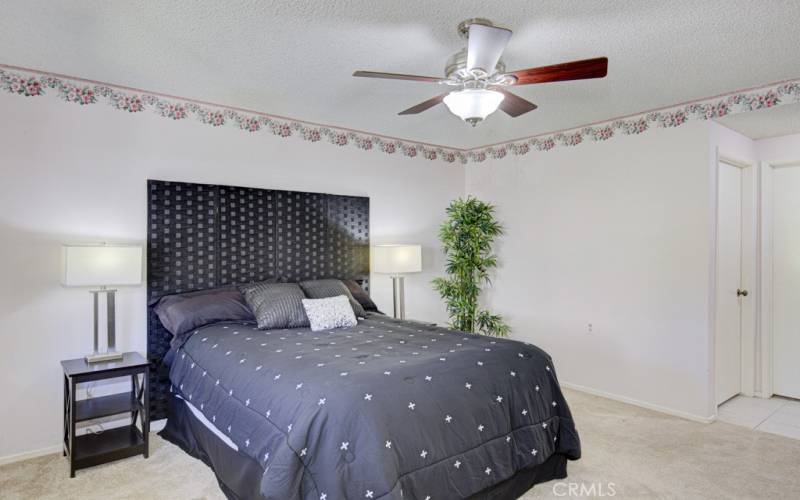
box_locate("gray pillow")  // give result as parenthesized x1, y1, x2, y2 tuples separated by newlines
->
(239, 282, 309, 329)
(153, 286, 255, 337)
(302, 296, 358, 332)
(342, 279, 379, 313)
(299, 279, 366, 318)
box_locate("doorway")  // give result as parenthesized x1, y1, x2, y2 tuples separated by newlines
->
(770, 164, 800, 399)
(715, 158, 756, 406)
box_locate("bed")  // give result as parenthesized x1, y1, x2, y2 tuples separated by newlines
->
(147, 180, 580, 499)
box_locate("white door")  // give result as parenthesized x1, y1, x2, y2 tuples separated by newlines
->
(773, 166, 800, 399)
(716, 161, 744, 405)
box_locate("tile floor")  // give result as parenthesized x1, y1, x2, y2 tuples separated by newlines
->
(718, 394, 800, 440)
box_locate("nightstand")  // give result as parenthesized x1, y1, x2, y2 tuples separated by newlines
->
(61, 352, 149, 477)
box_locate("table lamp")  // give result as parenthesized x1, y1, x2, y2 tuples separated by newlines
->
(61, 244, 143, 363)
(372, 244, 422, 319)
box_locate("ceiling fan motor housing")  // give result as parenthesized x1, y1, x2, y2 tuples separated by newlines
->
(445, 18, 515, 87)
(445, 48, 506, 81)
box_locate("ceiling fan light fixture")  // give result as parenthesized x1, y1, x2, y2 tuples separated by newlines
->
(443, 88, 504, 126)
(353, 18, 608, 122)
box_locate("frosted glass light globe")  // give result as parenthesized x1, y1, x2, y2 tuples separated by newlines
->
(443, 89, 505, 126)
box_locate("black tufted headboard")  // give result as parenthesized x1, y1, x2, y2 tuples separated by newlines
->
(146, 180, 369, 420)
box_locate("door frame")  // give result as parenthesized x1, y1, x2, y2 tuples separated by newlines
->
(758, 160, 800, 398)
(712, 152, 758, 410)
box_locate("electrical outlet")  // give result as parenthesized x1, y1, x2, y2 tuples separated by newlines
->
(587, 323, 593, 334)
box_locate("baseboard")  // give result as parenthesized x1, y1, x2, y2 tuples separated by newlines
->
(0, 444, 62, 466)
(0, 419, 168, 466)
(561, 381, 716, 424)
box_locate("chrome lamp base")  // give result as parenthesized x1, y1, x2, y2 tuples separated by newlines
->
(391, 275, 406, 319)
(86, 288, 123, 364)
(85, 351, 124, 363)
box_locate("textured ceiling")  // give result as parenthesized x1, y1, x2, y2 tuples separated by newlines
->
(2, 0, 800, 149)
(716, 102, 800, 140)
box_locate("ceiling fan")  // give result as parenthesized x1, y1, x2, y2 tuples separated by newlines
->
(353, 18, 608, 126)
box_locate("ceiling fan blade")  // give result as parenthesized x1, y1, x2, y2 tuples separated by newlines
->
(467, 24, 512, 74)
(494, 88, 538, 117)
(353, 71, 442, 83)
(398, 93, 449, 115)
(510, 57, 608, 85)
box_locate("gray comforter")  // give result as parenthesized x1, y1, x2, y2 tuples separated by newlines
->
(169, 313, 580, 499)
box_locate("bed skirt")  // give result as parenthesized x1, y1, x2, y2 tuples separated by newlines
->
(160, 394, 568, 500)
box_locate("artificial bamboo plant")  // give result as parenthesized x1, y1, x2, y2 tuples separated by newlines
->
(432, 196, 510, 336)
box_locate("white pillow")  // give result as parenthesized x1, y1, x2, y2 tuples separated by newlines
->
(302, 295, 358, 332)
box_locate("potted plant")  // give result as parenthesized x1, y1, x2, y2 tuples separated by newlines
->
(433, 197, 510, 336)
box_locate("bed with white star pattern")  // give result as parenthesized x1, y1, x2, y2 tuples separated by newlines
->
(163, 313, 581, 499)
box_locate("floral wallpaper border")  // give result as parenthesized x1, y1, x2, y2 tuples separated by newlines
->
(470, 81, 800, 162)
(2, 65, 799, 164)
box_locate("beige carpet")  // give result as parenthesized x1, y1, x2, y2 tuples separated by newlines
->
(2, 389, 799, 499)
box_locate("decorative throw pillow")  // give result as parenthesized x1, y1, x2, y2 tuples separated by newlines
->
(302, 295, 358, 332)
(239, 282, 309, 330)
(152, 285, 256, 337)
(299, 279, 367, 317)
(342, 279, 379, 313)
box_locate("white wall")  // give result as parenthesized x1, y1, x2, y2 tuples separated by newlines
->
(756, 132, 800, 162)
(710, 121, 757, 163)
(466, 122, 716, 421)
(0, 92, 463, 460)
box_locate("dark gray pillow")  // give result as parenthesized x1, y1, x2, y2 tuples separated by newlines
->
(239, 282, 309, 329)
(153, 286, 255, 337)
(299, 279, 366, 318)
(342, 279, 379, 313)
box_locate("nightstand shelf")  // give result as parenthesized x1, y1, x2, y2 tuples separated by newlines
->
(61, 352, 149, 477)
(73, 425, 145, 470)
(75, 392, 142, 422)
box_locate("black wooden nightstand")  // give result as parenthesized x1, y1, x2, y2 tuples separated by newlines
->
(61, 352, 149, 477)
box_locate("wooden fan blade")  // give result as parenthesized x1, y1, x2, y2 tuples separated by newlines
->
(510, 57, 608, 85)
(353, 71, 442, 83)
(494, 88, 538, 117)
(398, 93, 448, 115)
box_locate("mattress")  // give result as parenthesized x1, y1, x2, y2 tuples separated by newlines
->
(167, 313, 581, 499)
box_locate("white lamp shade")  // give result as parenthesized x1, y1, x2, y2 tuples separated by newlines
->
(443, 89, 504, 122)
(62, 245, 143, 287)
(372, 245, 422, 274)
